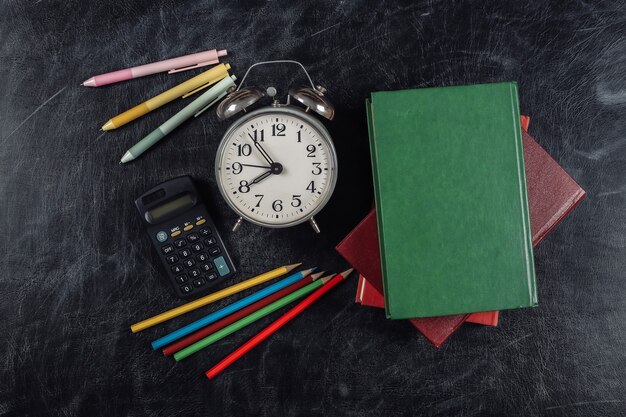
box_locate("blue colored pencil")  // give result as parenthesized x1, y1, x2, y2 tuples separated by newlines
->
(151, 267, 316, 349)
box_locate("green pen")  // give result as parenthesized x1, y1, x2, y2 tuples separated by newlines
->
(120, 74, 237, 164)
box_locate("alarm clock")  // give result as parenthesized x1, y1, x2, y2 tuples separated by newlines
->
(214, 60, 337, 233)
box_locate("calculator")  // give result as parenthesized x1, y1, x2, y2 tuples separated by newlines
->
(135, 176, 236, 299)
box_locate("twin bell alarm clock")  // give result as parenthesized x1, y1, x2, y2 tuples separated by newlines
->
(214, 60, 337, 233)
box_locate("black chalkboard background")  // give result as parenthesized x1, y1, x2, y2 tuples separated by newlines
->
(1, 1, 625, 416)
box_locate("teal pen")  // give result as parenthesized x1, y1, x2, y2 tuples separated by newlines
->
(119, 74, 237, 164)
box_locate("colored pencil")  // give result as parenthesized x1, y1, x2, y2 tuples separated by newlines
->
(151, 268, 317, 349)
(163, 272, 324, 356)
(205, 269, 353, 379)
(173, 273, 334, 361)
(130, 263, 301, 333)
(101, 63, 230, 130)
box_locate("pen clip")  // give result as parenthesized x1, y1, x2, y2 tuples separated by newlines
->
(168, 58, 220, 74)
(194, 92, 229, 118)
(182, 73, 230, 99)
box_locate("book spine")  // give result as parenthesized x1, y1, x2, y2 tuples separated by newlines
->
(366, 98, 392, 318)
(508, 83, 538, 307)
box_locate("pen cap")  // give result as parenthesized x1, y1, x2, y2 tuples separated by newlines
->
(168, 49, 229, 74)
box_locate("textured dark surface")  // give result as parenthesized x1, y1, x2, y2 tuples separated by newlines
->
(0, 1, 624, 416)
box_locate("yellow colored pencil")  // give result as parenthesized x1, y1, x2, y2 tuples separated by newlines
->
(130, 263, 301, 333)
(101, 63, 231, 130)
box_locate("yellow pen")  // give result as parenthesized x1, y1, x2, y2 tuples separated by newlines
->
(101, 63, 231, 131)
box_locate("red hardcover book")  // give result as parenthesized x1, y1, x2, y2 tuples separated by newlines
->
(339, 128, 585, 347)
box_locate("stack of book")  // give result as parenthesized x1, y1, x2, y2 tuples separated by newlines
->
(337, 83, 585, 347)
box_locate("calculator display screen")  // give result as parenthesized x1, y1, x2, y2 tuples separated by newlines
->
(147, 193, 194, 223)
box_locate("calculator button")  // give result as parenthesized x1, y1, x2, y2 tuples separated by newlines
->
(161, 245, 174, 254)
(186, 233, 200, 243)
(213, 256, 230, 276)
(175, 274, 188, 284)
(204, 236, 217, 246)
(166, 255, 179, 264)
(156, 231, 168, 242)
(192, 278, 205, 287)
(183, 258, 196, 268)
(196, 253, 209, 262)
(208, 246, 221, 256)
(189, 268, 201, 278)
(191, 243, 203, 252)
(171, 230, 181, 238)
(199, 227, 211, 236)
(206, 272, 218, 281)
(179, 248, 192, 258)
(173, 239, 186, 248)
(171, 264, 184, 273)
(183, 224, 194, 232)
(199, 262, 213, 272)
(180, 284, 193, 294)
(196, 218, 206, 226)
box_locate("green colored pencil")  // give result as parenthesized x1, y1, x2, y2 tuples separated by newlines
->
(173, 275, 332, 361)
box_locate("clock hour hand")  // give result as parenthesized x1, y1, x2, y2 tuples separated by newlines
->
(249, 170, 272, 186)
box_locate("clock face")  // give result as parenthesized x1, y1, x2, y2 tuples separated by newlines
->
(216, 107, 337, 228)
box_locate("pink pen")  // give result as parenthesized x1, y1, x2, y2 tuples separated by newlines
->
(81, 49, 227, 87)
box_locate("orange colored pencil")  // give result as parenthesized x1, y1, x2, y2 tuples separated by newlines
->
(205, 268, 353, 379)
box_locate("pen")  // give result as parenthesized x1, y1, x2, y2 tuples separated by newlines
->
(120, 75, 237, 163)
(82, 49, 227, 87)
(101, 63, 230, 131)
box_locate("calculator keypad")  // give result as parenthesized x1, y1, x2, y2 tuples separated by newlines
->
(149, 212, 234, 299)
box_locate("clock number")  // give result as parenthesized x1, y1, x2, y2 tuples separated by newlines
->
(272, 123, 286, 136)
(272, 199, 283, 212)
(238, 180, 250, 193)
(311, 162, 322, 175)
(306, 181, 317, 193)
(291, 195, 302, 207)
(232, 162, 243, 175)
(237, 144, 252, 156)
(306, 144, 316, 158)
(254, 194, 264, 207)
(296, 131, 302, 143)
(248, 129, 265, 142)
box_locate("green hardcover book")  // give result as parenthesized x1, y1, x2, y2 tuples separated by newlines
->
(367, 82, 537, 319)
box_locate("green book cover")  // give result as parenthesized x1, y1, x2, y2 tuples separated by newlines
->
(367, 82, 537, 319)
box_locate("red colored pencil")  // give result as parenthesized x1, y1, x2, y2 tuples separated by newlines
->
(162, 272, 324, 356)
(205, 268, 353, 379)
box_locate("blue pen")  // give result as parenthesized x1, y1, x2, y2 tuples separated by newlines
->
(151, 267, 317, 349)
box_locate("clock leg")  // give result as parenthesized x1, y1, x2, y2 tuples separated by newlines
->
(309, 217, 321, 234)
(232, 217, 244, 232)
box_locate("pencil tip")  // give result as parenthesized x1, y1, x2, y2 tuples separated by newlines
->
(284, 263, 302, 272)
(320, 273, 336, 283)
(310, 271, 325, 280)
(300, 267, 316, 276)
(340, 268, 354, 278)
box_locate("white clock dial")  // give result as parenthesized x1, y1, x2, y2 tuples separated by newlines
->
(216, 108, 337, 228)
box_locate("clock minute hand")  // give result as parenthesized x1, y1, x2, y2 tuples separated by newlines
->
(252, 139, 275, 165)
